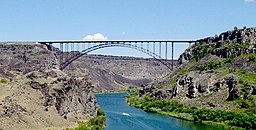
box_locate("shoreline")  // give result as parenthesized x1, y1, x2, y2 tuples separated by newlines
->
(95, 91, 127, 95)
(157, 111, 242, 130)
(125, 94, 246, 130)
(94, 87, 138, 94)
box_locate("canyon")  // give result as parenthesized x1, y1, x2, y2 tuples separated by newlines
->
(0, 42, 171, 129)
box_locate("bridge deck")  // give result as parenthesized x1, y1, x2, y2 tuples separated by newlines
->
(39, 40, 196, 44)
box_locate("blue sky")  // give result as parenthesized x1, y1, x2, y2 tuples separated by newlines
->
(0, 0, 256, 58)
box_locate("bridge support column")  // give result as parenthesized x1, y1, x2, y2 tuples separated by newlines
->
(159, 42, 161, 57)
(165, 42, 167, 61)
(147, 42, 149, 51)
(65, 43, 69, 62)
(153, 42, 155, 54)
(48, 43, 53, 70)
(60, 43, 63, 68)
(171, 42, 174, 70)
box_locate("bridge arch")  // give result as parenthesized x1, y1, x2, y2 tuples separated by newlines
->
(60, 43, 172, 70)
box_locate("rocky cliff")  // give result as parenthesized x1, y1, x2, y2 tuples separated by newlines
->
(69, 55, 172, 80)
(179, 27, 256, 64)
(0, 42, 58, 77)
(65, 54, 173, 90)
(139, 27, 256, 110)
(0, 43, 97, 130)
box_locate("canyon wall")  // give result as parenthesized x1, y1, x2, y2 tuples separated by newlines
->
(0, 42, 97, 130)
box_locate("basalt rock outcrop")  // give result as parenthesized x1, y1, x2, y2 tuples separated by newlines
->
(0, 43, 97, 130)
(139, 27, 256, 110)
(65, 54, 174, 90)
(179, 27, 256, 64)
(201, 27, 256, 44)
(27, 70, 97, 121)
(171, 73, 241, 100)
(0, 71, 97, 130)
(69, 54, 174, 80)
(140, 72, 241, 102)
(64, 67, 152, 91)
(0, 42, 59, 75)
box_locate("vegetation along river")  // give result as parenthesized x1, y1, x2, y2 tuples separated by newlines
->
(96, 93, 223, 130)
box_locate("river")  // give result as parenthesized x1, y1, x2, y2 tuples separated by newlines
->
(96, 93, 223, 130)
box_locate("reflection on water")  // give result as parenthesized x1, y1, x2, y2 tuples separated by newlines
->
(96, 93, 223, 130)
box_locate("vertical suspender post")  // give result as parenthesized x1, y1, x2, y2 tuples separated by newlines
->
(171, 42, 174, 70)
(165, 42, 167, 61)
(60, 43, 63, 67)
(159, 42, 161, 58)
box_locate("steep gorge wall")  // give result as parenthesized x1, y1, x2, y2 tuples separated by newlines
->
(0, 42, 97, 130)
(69, 55, 173, 80)
(139, 27, 256, 110)
(0, 42, 59, 76)
(179, 27, 256, 64)
(66, 54, 175, 90)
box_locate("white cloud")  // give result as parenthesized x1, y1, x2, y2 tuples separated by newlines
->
(244, 0, 255, 3)
(83, 33, 108, 41)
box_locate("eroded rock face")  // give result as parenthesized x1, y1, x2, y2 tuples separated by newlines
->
(139, 72, 241, 101)
(0, 43, 98, 129)
(65, 55, 175, 90)
(173, 73, 241, 101)
(138, 27, 255, 111)
(178, 27, 256, 64)
(27, 70, 97, 121)
(202, 27, 256, 44)
(139, 81, 172, 100)
(174, 72, 219, 98)
(68, 55, 175, 80)
(0, 42, 59, 77)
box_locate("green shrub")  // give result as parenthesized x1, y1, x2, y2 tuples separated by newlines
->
(178, 113, 194, 121)
(170, 78, 178, 86)
(195, 59, 223, 71)
(97, 109, 105, 116)
(249, 54, 256, 62)
(224, 58, 235, 64)
(207, 60, 223, 70)
(0, 79, 8, 84)
(194, 48, 211, 61)
(66, 109, 106, 130)
(179, 69, 191, 75)
(235, 69, 256, 86)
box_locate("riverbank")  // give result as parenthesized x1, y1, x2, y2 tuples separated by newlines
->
(95, 87, 138, 94)
(66, 109, 106, 130)
(94, 90, 127, 94)
(126, 93, 255, 130)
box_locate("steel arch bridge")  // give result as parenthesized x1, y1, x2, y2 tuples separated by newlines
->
(39, 40, 196, 70)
